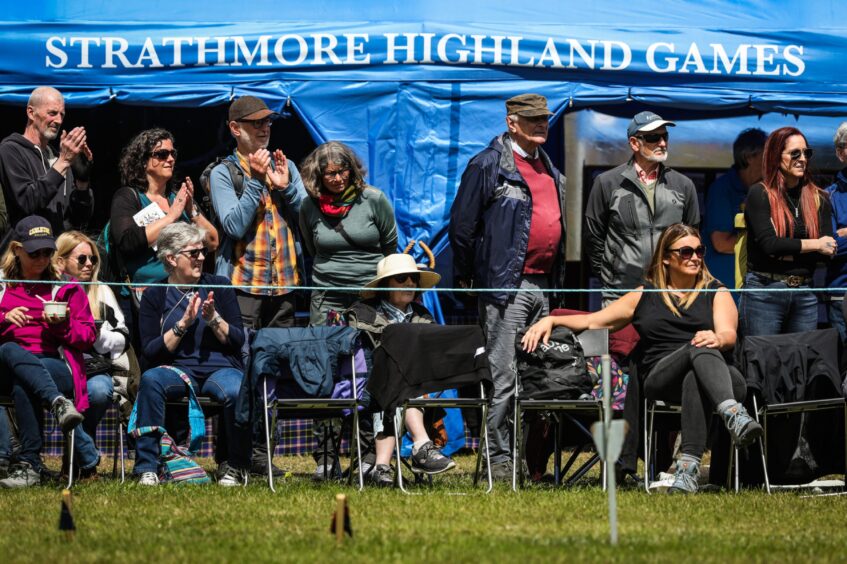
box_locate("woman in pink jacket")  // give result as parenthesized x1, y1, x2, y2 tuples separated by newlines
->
(0, 216, 96, 489)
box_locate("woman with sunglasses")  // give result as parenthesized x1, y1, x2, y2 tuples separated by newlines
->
(344, 253, 450, 486)
(522, 223, 761, 494)
(298, 141, 398, 326)
(741, 126, 835, 336)
(109, 128, 218, 332)
(54, 231, 133, 479)
(133, 222, 249, 486)
(0, 216, 96, 488)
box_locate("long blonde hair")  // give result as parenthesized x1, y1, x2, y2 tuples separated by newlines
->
(645, 223, 716, 317)
(53, 231, 102, 319)
(0, 241, 60, 283)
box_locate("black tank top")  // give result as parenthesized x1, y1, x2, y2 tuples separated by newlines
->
(631, 281, 722, 376)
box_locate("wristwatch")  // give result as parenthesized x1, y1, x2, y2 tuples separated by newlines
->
(208, 315, 223, 329)
(172, 322, 187, 337)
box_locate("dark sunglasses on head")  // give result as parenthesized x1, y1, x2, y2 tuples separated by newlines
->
(668, 245, 706, 260)
(74, 254, 98, 267)
(26, 248, 54, 259)
(392, 273, 420, 284)
(179, 248, 207, 260)
(783, 148, 814, 160)
(150, 149, 178, 161)
(636, 132, 669, 144)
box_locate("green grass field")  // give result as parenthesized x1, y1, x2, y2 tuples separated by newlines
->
(1, 454, 845, 563)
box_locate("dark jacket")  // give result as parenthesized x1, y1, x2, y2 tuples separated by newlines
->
(0, 132, 93, 234)
(449, 133, 567, 305)
(344, 298, 433, 349)
(368, 324, 492, 412)
(584, 159, 699, 300)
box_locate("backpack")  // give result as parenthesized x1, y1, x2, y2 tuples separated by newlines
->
(97, 188, 141, 283)
(198, 157, 245, 231)
(514, 326, 591, 400)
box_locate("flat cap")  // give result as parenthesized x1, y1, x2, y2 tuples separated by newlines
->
(228, 96, 277, 122)
(506, 93, 553, 117)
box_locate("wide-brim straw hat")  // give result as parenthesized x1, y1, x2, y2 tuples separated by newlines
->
(361, 254, 441, 298)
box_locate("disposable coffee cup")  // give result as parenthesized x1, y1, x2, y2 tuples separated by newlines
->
(43, 301, 68, 319)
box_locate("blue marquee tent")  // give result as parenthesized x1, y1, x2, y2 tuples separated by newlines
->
(3, 1, 846, 317)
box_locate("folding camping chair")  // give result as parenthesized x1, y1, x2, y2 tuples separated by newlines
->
(252, 326, 365, 492)
(512, 328, 609, 491)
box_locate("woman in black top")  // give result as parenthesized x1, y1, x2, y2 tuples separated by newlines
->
(522, 223, 761, 494)
(742, 126, 835, 336)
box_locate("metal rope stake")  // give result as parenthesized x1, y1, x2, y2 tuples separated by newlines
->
(591, 353, 628, 545)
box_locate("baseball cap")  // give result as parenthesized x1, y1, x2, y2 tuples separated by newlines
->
(228, 96, 278, 122)
(506, 93, 553, 117)
(627, 111, 676, 138)
(14, 215, 56, 253)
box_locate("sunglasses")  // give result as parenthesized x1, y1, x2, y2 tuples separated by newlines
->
(238, 117, 273, 129)
(668, 245, 705, 260)
(322, 168, 350, 180)
(391, 273, 420, 284)
(74, 254, 98, 268)
(150, 149, 178, 161)
(783, 148, 814, 160)
(26, 248, 54, 259)
(636, 132, 669, 144)
(178, 248, 207, 260)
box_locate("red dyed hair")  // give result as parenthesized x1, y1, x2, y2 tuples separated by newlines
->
(761, 126, 823, 238)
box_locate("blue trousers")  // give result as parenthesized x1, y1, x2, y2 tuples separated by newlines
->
(133, 366, 249, 474)
(740, 272, 819, 336)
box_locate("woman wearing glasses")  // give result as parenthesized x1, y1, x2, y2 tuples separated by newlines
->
(741, 126, 835, 336)
(0, 216, 95, 488)
(109, 128, 218, 332)
(299, 141, 398, 326)
(522, 223, 761, 494)
(344, 254, 453, 487)
(54, 231, 133, 479)
(133, 223, 249, 486)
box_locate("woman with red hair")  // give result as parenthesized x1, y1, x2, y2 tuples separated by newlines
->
(741, 126, 836, 336)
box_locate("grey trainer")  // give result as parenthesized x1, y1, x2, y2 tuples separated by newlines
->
(667, 459, 699, 494)
(0, 461, 41, 489)
(410, 441, 456, 475)
(51, 397, 83, 434)
(369, 464, 394, 487)
(723, 404, 763, 448)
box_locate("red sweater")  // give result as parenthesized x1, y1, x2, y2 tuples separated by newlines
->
(514, 152, 562, 274)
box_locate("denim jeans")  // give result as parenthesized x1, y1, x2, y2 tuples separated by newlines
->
(81, 373, 114, 450)
(827, 299, 847, 343)
(0, 407, 11, 460)
(740, 272, 819, 337)
(480, 275, 550, 464)
(0, 342, 98, 470)
(133, 366, 249, 474)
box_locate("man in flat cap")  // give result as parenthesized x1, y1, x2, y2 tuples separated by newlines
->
(585, 111, 699, 306)
(450, 93, 566, 480)
(209, 95, 307, 479)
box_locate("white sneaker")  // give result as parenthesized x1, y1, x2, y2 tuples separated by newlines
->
(218, 466, 248, 487)
(138, 472, 159, 486)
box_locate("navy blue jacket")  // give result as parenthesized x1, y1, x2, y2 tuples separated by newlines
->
(449, 133, 567, 305)
(826, 167, 847, 292)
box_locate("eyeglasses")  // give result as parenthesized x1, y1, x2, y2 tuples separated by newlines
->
(238, 117, 273, 129)
(635, 132, 669, 144)
(391, 273, 420, 284)
(74, 254, 98, 268)
(26, 248, 54, 259)
(668, 245, 705, 260)
(150, 149, 178, 161)
(178, 248, 207, 260)
(783, 148, 814, 160)
(322, 168, 351, 180)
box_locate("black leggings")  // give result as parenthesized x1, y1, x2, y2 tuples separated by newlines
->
(643, 344, 746, 457)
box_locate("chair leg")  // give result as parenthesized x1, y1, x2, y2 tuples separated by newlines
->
(644, 400, 655, 494)
(66, 428, 75, 490)
(119, 421, 126, 484)
(263, 379, 275, 493)
(394, 407, 412, 494)
(553, 413, 561, 486)
(352, 408, 364, 492)
(752, 395, 771, 494)
(512, 401, 523, 492)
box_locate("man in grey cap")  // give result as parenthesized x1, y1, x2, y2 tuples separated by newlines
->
(585, 110, 699, 306)
(208, 95, 307, 479)
(450, 93, 567, 480)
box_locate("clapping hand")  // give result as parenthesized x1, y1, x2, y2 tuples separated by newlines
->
(201, 291, 217, 322)
(267, 149, 290, 190)
(179, 293, 201, 328)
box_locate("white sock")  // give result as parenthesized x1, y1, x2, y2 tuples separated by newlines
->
(717, 400, 736, 414)
(412, 439, 428, 453)
(50, 396, 64, 408)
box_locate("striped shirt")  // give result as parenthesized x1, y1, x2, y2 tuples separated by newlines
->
(377, 300, 414, 324)
(230, 151, 300, 296)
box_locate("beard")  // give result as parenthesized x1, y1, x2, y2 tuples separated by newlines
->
(642, 147, 668, 163)
(41, 125, 60, 141)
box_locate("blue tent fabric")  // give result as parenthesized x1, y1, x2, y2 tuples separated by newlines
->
(2, 2, 845, 298)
